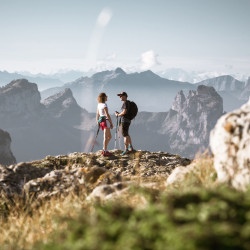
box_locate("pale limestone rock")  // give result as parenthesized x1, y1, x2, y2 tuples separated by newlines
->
(210, 99, 250, 191)
(166, 166, 191, 186)
(0, 150, 191, 200)
(87, 182, 127, 201)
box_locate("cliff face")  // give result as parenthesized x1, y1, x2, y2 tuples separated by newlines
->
(160, 85, 223, 157)
(42, 88, 87, 126)
(0, 79, 95, 162)
(195, 75, 248, 111)
(43, 88, 80, 116)
(0, 79, 43, 118)
(0, 129, 16, 165)
(240, 77, 250, 101)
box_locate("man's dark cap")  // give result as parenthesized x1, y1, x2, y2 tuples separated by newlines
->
(117, 91, 128, 97)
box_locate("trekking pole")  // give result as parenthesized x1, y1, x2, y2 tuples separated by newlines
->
(118, 117, 122, 150)
(91, 124, 100, 152)
(114, 115, 118, 149)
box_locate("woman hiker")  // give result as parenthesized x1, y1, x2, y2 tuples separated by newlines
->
(115, 91, 134, 155)
(96, 92, 114, 156)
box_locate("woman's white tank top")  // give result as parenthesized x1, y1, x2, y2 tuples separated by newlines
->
(98, 103, 107, 117)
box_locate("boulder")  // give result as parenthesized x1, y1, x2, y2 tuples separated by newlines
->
(210, 99, 250, 191)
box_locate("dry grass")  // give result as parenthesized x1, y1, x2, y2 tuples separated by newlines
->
(0, 192, 88, 250)
(191, 153, 217, 188)
(165, 153, 217, 192)
(0, 154, 217, 250)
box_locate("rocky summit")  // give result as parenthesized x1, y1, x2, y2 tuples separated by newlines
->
(0, 79, 42, 112)
(160, 85, 223, 158)
(0, 150, 190, 201)
(0, 79, 95, 162)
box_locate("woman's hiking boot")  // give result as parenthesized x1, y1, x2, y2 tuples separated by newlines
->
(102, 150, 113, 156)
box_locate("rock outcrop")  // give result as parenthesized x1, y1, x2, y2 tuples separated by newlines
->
(0, 79, 96, 162)
(196, 75, 247, 111)
(210, 99, 250, 191)
(0, 150, 190, 200)
(43, 88, 81, 117)
(0, 129, 16, 165)
(42, 88, 88, 126)
(160, 85, 223, 158)
(240, 77, 250, 102)
(0, 79, 43, 125)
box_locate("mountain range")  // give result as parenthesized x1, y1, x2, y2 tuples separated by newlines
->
(0, 78, 228, 162)
(0, 71, 64, 91)
(41, 68, 249, 113)
(0, 79, 96, 162)
(41, 68, 195, 113)
(1, 68, 249, 113)
(157, 68, 249, 83)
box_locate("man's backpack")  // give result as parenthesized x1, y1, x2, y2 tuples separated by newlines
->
(126, 100, 138, 120)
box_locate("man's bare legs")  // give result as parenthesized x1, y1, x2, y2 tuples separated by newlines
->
(124, 135, 132, 150)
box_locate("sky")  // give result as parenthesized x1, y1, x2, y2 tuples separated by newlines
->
(0, 0, 250, 75)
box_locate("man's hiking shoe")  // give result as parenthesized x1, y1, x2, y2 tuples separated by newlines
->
(128, 145, 134, 152)
(121, 150, 129, 156)
(102, 151, 113, 156)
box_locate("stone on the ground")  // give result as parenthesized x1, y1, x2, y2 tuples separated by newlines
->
(210, 99, 250, 191)
(0, 150, 191, 200)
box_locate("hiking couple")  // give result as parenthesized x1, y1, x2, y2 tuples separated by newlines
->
(96, 91, 135, 156)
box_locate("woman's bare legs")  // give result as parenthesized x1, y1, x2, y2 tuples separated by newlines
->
(103, 128, 112, 151)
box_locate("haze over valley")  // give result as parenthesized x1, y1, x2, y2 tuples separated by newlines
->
(0, 68, 249, 162)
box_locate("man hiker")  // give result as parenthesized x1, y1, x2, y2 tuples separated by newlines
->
(115, 91, 134, 155)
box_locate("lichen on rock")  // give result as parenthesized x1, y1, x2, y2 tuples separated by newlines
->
(0, 150, 191, 201)
(210, 99, 250, 191)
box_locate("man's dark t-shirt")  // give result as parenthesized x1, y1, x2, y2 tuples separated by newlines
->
(121, 100, 131, 123)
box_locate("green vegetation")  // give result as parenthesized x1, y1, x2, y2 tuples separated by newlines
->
(38, 187, 250, 250)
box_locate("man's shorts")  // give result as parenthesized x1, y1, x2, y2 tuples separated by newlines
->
(121, 122, 130, 137)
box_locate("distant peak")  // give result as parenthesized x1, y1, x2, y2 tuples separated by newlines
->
(197, 84, 216, 93)
(60, 88, 73, 96)
(114, 67, 126, 74)
(218, 75, 235, 80)
(47, 88, 73, 99)
(141, 70, 159, 78)
(42, 88, 75, 107)
(209, 75, 238, 82)
(9, 78, 30, 86)
(0, 78, 38, 93)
